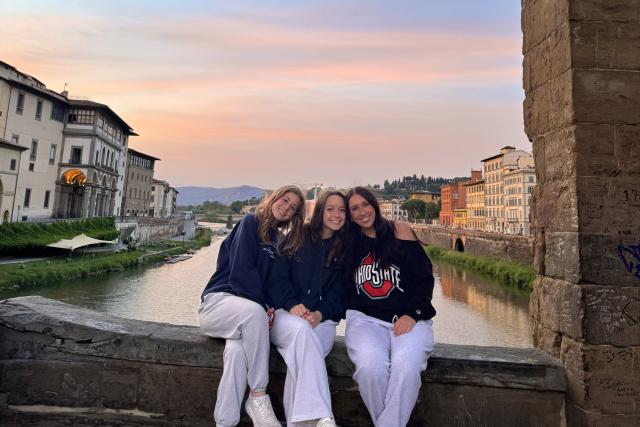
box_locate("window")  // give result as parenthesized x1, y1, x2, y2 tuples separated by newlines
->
(24, 188, 31, 207)
(95, 151, 99, 165)
(10, 159, 16, 171)
(71, 147, 82, 164)
(16, 93, 24, 114)
(28, 162, 34, 171)
(30, 139, 38, 161)
(67, 109, 95, 124)
(11, 134, 19, 145)
(35, 99, 43, 120)
(44, 191, 50, 208)
(49, 144, 57, 164)
(51, 102, 64, 122)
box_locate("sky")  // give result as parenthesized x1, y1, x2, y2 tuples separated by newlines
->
(1, 0, 530, 189)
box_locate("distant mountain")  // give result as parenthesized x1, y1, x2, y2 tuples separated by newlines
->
(176, 185, 265, 206)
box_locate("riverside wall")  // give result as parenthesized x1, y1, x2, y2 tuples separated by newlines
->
(411, 225, 534, 266)
(116, 217, 197, 246)
(0, 297, 565, 426)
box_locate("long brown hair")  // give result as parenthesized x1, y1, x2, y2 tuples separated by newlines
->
(305, 190, 346, 266)
(344, 186, 396, 270)
(255, 185, 305, 256)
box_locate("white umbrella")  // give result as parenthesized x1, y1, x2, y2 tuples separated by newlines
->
(46, 233, 117, 256)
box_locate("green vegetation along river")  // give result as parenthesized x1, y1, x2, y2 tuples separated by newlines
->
(0, 223, 533, 347)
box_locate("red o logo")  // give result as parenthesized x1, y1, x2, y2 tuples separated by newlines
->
(360, 253, 394, 299)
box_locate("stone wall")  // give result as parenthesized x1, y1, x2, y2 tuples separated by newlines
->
(411, 225, 534, 265)
(0, 297, 566, 426)
(116, 217, 197, 246)
(522, 1, 640, 425)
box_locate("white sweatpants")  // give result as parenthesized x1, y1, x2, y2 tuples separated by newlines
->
(198, 292, 271, 427)
(345, 309, 434, 427)
(270, 309, 337, 426)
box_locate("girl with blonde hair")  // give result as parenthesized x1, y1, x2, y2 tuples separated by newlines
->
(199, 185, 305, 427)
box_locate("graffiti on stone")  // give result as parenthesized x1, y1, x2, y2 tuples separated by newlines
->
(618, 244, 640, 279)
(622, 190, 638, 202)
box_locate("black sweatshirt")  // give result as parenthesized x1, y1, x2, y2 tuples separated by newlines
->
(348, 235, 436, 323)
(266, 233, 346, 322)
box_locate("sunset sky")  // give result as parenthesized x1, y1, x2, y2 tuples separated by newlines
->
(1, 0, 529, 189)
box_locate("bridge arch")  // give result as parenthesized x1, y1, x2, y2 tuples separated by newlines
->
(454, 237, 464, 252)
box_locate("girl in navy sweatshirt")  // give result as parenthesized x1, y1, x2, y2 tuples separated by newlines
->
(199, 185, 305, 427)
(266, 190, 347, 427)
(344, 186, 435, 427)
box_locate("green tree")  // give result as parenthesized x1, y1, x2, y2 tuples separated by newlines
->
(400, 199, 426, 221)
(230, 201, 243, 214)
(424, 201, 440, 220)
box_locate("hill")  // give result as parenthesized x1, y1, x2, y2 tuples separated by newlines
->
(176, 185, 265, 206)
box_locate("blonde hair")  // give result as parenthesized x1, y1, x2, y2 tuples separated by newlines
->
(255, 185, 305, 256)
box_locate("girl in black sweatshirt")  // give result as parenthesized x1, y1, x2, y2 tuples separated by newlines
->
(344, 186, 435, 427)
(266, 190, 347, 427)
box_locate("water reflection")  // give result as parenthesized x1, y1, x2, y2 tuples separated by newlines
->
(0, 225, 532, 347)
(432, 262, 532, 347)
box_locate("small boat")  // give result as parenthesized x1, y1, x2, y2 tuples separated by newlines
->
(164, 255, 193, 264)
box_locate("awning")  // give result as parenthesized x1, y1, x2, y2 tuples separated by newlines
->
(46, 234, 117, 251)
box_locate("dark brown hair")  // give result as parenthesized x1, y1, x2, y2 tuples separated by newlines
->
(344, 186, 397, 270)
(305, 190, 346, 266)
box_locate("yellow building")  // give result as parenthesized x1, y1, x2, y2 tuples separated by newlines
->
(453, 208, 467, 229)
(464, 179, 485, 230)
(409, 190, 440, 203)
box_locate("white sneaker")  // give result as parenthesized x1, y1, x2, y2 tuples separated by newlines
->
(316, 417, 337, 427)
(244, 394, 281, 427)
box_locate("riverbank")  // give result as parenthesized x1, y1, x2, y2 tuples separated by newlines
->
(0, 228, 213, 293)
(425, 245, 535, 291)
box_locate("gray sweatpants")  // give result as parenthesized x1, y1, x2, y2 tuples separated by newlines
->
(345, 309, 434, 427)
(270, 309, 337, 426)
(198, 292, 271, 427)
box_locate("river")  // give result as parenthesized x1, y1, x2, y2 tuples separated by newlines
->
(0, 223, 533, 347)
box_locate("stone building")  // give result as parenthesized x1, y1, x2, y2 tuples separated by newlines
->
(409, 190, 440, 203)
(481, 146, 531, 233)
(0, 61, 67, 222)
(503, 155, 536, 235)
(0, 137, 27, 223)
(54, 100, 136, 219)
(439, 170, 481, 227)
(453, 208, 467, 229)
(122, 148, 159, 217)
(380, 199, 408, 221)
(0, 60, 137, 221)
(151, 179, 178, 218)
(464, 178, 485, 231)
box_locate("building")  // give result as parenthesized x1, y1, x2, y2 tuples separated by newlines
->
(380, 200, 408, 221)
(0, 137, 28, 223)
(0, 61, 67, 222)
(481, 146, 533, 233)
(0, 60, 138, 222)
(151, 179, 168, 218)
(464, 179, 485, 231)
(503, 155, 536, 235)
(409, 190, 440, 203)
(55, 100, 137, 219)
(439, 170, 481, 227)
(122, 149, 159, 217)
(453, 208, 467, 229)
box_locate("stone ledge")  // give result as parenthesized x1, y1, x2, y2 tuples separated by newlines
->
(0, 296, 567, 426)
(0, 296, 565, 392)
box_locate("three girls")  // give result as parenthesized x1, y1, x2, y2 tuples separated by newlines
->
(199, 185, 305, 427)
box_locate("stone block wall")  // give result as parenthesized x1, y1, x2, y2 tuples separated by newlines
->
(523, 0, 640, 424)
(0, 297, 566, 426)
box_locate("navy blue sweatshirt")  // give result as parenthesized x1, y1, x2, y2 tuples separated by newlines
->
(266, 233, 346, 322)
(349, 235, 436, 323)
(201, 213, 277, 308)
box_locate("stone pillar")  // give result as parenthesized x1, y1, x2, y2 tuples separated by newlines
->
(523, 1, 640, 425)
